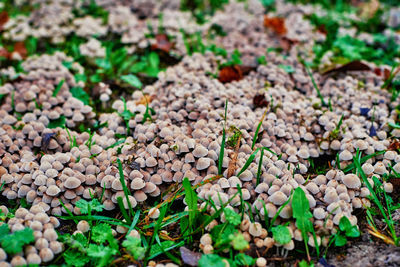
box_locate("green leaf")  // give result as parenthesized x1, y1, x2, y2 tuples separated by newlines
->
(0, 223, 10, 239)
(299, 260, 314, 267)
(339, 216, 352, 232)
(91, 223, 112, 244)
(334, 235, 347, 247)
(292, 187, 313, 244)
(198, 254, 226, 267)
(70, 86, 90, 105)
(52, 80, 65, 97)
(75, 199, 104, 214)
(224, 208, 241, 226)
(149, 240, 175, 257)
(234, 253, 255, 266)
(64, 250, 90, 267)
(95, 58, 112, 69)
(230, 232, 249, 251)
(121, 74, 142, 88)
(122, 236, 146, 260)
(182, 177, 198, 231)
(149, 52, 160, 69)
(271, 225, 291, 245)
(1, 227, 35, 254)
(278, 64, 294, 73)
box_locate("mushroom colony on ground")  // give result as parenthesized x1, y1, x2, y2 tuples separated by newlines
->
(0, 0, 399, 266)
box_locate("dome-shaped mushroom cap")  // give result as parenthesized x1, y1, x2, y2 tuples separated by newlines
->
(27, 253, 41, 265)
(196, 158, 211, 170)
(131, 178, 145, 190)
(339, 150, 353, 161)
(149, 207, 160, 219)
(122, 195, 137, 209)
(64, 177, 81, 189)
(373, 162, 387, 175)
(146, 157, 157, 167)
(11, 255, 27, 266)
(249, 222, 263, 237)
(193, 145, 208, 158)
(313, 207, 326, 220)
(297, 149, 310, 159)
(111, 179, 123, 191)
(39, 248, 54, 262)
(46, 185, 61, 196)
(268, 191, 288, 205)
(239, 170, 253, 181)
(342, 174, 361, 189)
(361, 163, 374, 175)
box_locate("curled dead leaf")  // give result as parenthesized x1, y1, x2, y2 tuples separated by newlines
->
(151, 34, 173, 53)
(0, 11, 9, 31)
(253, 94, 269, 108)
(218, 65, 243, 83)
(264, 16, 287, 35)
(135, 94, 155, 105)
(322, 60, 371, 75)
(388, 140, 400, 151)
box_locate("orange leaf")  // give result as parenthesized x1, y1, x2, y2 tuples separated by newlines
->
(135, 94, 155, 105)
(13, 42, 27, 59)
(0, 11, 9, 31)
(151, 34, 173, 53)
(264, 16, 287, 35)
(218, 65, 243, 83)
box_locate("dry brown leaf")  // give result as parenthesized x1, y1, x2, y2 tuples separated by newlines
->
(0, 11, 9, 31)
(135, 94, 155, 105)
(218, 65, 243, 83)
(151, 34, 173, 53)
(322, 60, 371, 75)
(13, 42, 27, 59)
(264, 16, 287, 35)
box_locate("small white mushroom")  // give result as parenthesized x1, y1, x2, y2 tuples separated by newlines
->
(342, 174, 361, 189)
(269, 191, 288, 205)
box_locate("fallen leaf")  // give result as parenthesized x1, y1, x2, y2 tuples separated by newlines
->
(0, 47, 9, 59)
(218, 65, 243, 83)
(180, 247, 201, 266)
(322, 60, 371, 75)
(279, 37, 299, 51)
(253, 94, 268, 108)
(0, 11, 9, 31)
(135, 94, 155, 105)
(264, 16, 287, 35)
(151, 34, 173, 53)
(388, 140, 400, 151)
(13, 42, 28, 59)
(317, 24, 328, 35)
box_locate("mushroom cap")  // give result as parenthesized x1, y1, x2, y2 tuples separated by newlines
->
(39, 248, 54, 262)
(268, 191, 288, 205)
(64, 177, 81, 189)
(77, 220, 90, 233)
(148, 207, 160, 219)
(239, 170, 253, 181)
(249, 222, 263, 237)
(339, 150, 353, 161)
(131, 178, 146, 190)
(46, 185, 61, 196)
(342, 174, 361, 189)
(193, 145, 208, 158)
(27, 253, 41, 265)
(196, 158, 211, 170)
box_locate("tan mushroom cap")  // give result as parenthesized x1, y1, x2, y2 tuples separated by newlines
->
(342, 174, 361, 189)
(46, 185, 61, 196)
(64, 177, 81, 189)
